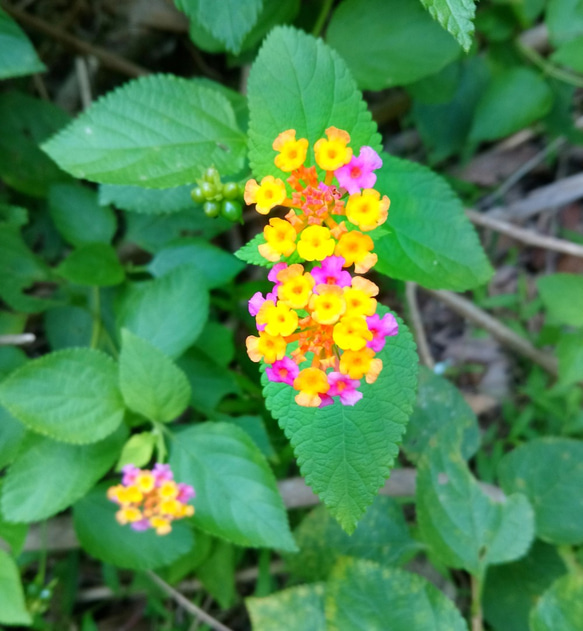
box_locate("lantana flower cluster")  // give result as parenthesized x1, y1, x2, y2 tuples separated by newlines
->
(107, 464, 195, 536)
(244, 127, 398, 408)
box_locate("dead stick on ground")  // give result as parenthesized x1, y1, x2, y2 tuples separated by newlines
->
(405, 282, 435, 370)
(423, 289, 558, 376)
(0, 334, 36, 346)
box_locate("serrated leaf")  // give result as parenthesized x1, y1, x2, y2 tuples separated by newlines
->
(374, 154, 493, 289)
(235, 233, 272, 268)
(247, 583, 326, 631)
(56, 243, 125, 287)
(117, 265, 209, 359)
(327, 0, 461, 90)
(247, 26, 381, 181)
(73, 483, 194, 570)
(263, 311, 418, 534)
(0, 407, 26, 470)
(417, 428, 535, 576)
(169, 422, 296, 551)
(0, 349, 125, 444)
(0, 7, 45, 79)
(119, 329, 191, 423)
(498, 437, 583, 545)
(325, 558, 468, 631)
(420, 0, 476, 52)
(537, 273, 583, 327)
(1, 427, 126, 523)
(99, 183, 193, 215)
(0, 549, 31, 626)
(530, 574, 583, 631)
(42, 75, 246, 188)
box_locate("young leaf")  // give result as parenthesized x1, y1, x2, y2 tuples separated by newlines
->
(42, 75, 246, 188)
(0, 349, 125, 444)
(56, 243, 125, 287)
(530, 574, 583, 631)
(325, 558, 468, 630)
(420, 0, 476, 52)
(1, 427, 126, 523)
(498, 437, 583, 545)
(73, 484, 194, 570)
(373, 153, 493, 290)
(247, 26, 381, 181)
(326, 0, 461, 90)
(0, 549, 31, 626)
(116, 431, 156, 470)
(263, 311, 418, 534)
(119, 329, 191, 423)
(537, 273, 583, 327)
(169, 422, 297, 551)
(117, 265, 209, 359)
(234, 233, 272, 268)
(0, 7, 45, 79)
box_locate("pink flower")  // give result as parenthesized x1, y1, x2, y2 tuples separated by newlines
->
(335, 147, 383, 195)
(268, 262, 288, 285)
(177, 482, 196, 503)
(311, 256, 351, 289)
(265, 357, 299, 385)
(328, 372, 362, 406)
(249, 292, 266, 317)
(121, 464, 139, 486)
(130, 518, 151, 531)
(366, 313, 398, 352)
(319, 393, 334, 407)
(153, 463, 174, 486)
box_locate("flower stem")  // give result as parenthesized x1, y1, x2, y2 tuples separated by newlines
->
(470, 573, 483, 631)
(89, 287, 101, 349)
(312, 0, 334, 37)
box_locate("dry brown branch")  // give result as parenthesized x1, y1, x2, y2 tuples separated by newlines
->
(405, 281, 435, 370)
(0, 333, 36, 346)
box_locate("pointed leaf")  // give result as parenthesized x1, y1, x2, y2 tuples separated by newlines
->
(530, 574, 583, 631)
(56, 243, 125, 287)
(0, 549, 31, 626)
(0, 7, 45, 79)
(420, 0, 476, 52)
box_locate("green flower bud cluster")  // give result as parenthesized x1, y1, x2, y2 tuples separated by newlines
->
(190, 167, 243, 222)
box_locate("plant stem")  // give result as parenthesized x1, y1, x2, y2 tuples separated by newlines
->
(312, 0, 334, 37)
(89, 287, 101, 350)
(558, 545, 583, 575)
(517, 41, 583, 88)
(470, 573, 483, 631)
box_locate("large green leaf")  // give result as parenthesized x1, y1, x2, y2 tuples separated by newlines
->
(247, 26, 381, 180)
(73, 484, 194, 570)
(325, 558, 468, 631)
(117, 265, 209, 359)
(417, 427, 535, 576)
(537, 273, 583, 327)
(530, 574, 583, 631)
(119, 329, 191, 423)
(0, 549, 31, 626)
(326, 0, 461, 90)
(263, 311, 418, 534)
(169, 422, 296, 551)
(498, 437, 583, 545)
(43, 75, 246, 188)
(0, 7, 45, 79)
(420, 0, 476, 51)
(373, 154, 493, 290)
(56, 243, 125, 287)
(0, 349, 125, 444)
(1, 427, 126, 523)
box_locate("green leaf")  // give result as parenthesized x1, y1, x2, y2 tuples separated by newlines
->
(537, 273, 583, 327)
(403, 367, 480, 463)
(116, 431, 156, 470)
(286, 496, 419, 581)
(49, 183, 116, 246)
(1, 427, 126, 523)
(0, 203, 28, 227)
(44, 306, 93, 350)
(99, 183, 193, 215)
(0, 7, 45, 79)
(373, 154, 493, 290)
(483, 541, 566, 631)
(194, 322, 235, 367)
(498, 437, 583, 545)
(196, 539, 236, 609)
(530, 574, 583, 631)
(551, 36, 583, 72)
(546, 0, 583, 45)
(149, 238, 244, 289)
(0, 406, 26, 470)
(263, 311, 418, 534)
(327, 0, 461, 90)
(247, 583, 326, 631)
(557, 333, 583, 386)
(56, 243, 125, 287)
(169, 422, 296, 551)
(247, 26, 381, 180)
(325, 558, 468, 631)
(0, 346, 27, 379)
(0, 349, 125, 444)
(0, 549, 31, 626)
(235, 233, 272, 268)
(119, 329, 191, 423)
(117, 265, 209, 359)
(73, 483, 194, 570)
(417, 427, 535, 576)
(469, 68, 553, 142)
(0, 509, 28, 556)
(42, 75, 246, 188)
(420, 0, 476, 52)
(175, 0, 263, 54)
(225, 415, 275, 459)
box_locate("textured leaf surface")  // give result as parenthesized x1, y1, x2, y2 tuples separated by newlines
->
(537, 273, 583, 327)
(1, 427, 125, 523)
(530, 574, 583, 631)
(420, 0, 476, 51)
(263, 311, 418, 533)
(326, 558, 468, 631)
(43, 75, 246, 188)
(119, 330, 191, 423)
(247, 26, 381, 180)
(74, 484, 193, 570)
(0, 349, 125, 444)
(0, 549, 31, 625)
(0, 7, 45, 79)
(327, 0, 461, 90)
(373, 154, 493, 290)
(498, 437, 583, 544)
(56, 243, 125, 287)
(169, 423, 296, 551)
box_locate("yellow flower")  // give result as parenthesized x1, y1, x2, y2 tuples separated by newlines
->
(278, 270, 315, 309)
(345, 189, 390, 231)
(159, 481, 179, 500)
(116, 485, 143, 504)
(339, 348, 375, 379)
(297, 225, 335, 261)
(343, 287, 377, 318)
(150, 516, 172, 536)
(273, 129, 309, 172)
(335, 231, 378, 273)
(293, 367, 330, 407)
(244, 175, 287, 214)
(333, 316, 372, 351)
(246, 332, 287, 364)
(116, 506, 142, 525)
(314, 127, 353, 171)
(309, 285, 346, 325)
(135, 472, 155, 494)
(257, 300, 299, 337)
(260, 218, 297, 262)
